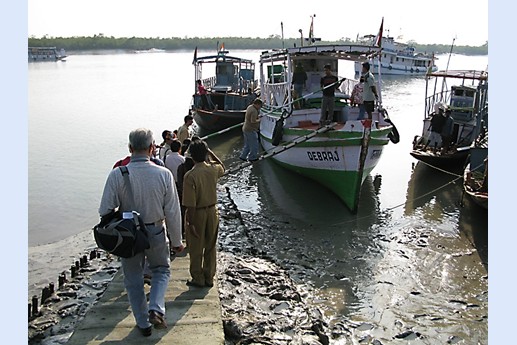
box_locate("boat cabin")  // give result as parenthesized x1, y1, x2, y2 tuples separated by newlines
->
(195, 51, 256, 95)
(449, 85, 477, 122)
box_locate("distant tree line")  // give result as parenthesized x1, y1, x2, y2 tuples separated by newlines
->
(28, 35, 488, 55)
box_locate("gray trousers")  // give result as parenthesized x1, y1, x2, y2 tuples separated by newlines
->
(320, 96, 335, 124)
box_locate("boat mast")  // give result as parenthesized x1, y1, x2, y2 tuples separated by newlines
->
(441, 37, 456, 93)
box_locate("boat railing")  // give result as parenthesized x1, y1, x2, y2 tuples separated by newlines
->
(339, 78, 358, 96)
(240, 79, 257, 95)
(424, 90, 451, 117)
(261, 81, 291, 113)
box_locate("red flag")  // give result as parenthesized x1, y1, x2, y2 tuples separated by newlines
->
(192, 46, 197, 65)
(374, 17, 384, 47)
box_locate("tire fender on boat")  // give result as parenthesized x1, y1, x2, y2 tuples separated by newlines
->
(381, 109, 400, 144)
(388, 65, 392, 70)
(410, 68, 414, 73)
(272, 113, 287, 146)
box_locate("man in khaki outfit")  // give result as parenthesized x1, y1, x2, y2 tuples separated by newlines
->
(182, 139, 225, 287)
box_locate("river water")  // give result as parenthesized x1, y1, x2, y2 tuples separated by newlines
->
(29, 50, 488, 343)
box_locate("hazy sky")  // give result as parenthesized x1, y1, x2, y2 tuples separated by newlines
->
(28, 0, 488, 46)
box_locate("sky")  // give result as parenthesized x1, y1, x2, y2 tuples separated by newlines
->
(28, 0, 488, 46)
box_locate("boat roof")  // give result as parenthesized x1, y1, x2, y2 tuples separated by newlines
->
(427, 69, 488, 81)
(194, 52, 253, 64)
(260, 44, 381, 62)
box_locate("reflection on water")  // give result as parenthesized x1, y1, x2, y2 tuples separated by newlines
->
(404, 162, 465, 220)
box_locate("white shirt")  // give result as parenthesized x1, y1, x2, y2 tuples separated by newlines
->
(164, 152, 186, 182)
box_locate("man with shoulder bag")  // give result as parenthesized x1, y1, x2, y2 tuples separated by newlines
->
(98, 128, 184, 336)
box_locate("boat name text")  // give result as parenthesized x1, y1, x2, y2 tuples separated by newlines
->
(307, 151, 340, 161)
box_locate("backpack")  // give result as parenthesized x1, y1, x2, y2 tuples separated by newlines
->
(93, 166, 150, 258)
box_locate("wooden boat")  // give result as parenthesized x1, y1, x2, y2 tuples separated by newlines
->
(191, 46, 258, 134)
(28, 47, 67, 62)
(257, 37, 399, 213)
(353, 35, 437, 76)
(463, 131, 488, 209)
(410, 69, 488, 171)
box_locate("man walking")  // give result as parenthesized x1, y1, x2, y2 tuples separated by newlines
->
(177, 114, 194, 144)
(98, 128, 184, 336)
(182, 139, 225, 288)
(239, 98, 262, 162)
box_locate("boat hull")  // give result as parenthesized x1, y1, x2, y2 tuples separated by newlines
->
(409, 148, 469, 172)
(354, 61, 437, 75)
(192, 108, 245, 134)
(260, 114, 391, 212)
(463, 163, 488, 209)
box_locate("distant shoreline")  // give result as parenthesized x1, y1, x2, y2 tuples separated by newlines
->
(28, 36, 488, 56)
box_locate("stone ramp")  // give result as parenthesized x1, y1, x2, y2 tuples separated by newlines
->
(66, 253, 224, 344)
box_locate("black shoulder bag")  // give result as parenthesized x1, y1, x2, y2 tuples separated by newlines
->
(93, 166, 150, 258)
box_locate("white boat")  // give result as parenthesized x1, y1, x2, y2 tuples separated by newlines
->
(28, 47, 67, 62)
(258, 43, 399, 213)
(354, 35, 437, 76)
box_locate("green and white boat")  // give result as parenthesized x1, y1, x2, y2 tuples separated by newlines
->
(258, 43, 399, 213)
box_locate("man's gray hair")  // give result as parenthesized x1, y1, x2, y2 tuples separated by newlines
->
(129, 128, 154, 151)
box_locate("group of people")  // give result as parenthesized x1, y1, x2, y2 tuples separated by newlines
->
(98, 113, 225, 337)
(290, 61, 379, 127)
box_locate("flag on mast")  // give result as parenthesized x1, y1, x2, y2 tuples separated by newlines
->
(374, 17, 384, 47)
(192, 46, 197, 65)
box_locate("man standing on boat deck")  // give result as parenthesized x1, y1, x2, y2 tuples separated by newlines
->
(177, 114, 194, 144)
(424, 104, 446, 152)
(292, 63, 307, 109)
(361, 62, 379, 121)
(239, 98, 263, 161)
(197, 79, 210, 110)
(182, 139, 225, 288)
(98, 128, 184, 336)
(440, 108, 455, 154)
(319, 64, 339, 126)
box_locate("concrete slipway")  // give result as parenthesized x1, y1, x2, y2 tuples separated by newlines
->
(66, 252, 225, 344)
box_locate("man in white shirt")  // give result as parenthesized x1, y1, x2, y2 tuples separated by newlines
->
(164, 139, 185, 184)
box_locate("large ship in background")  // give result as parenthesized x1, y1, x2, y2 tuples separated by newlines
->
(354, 35, 437, 75)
